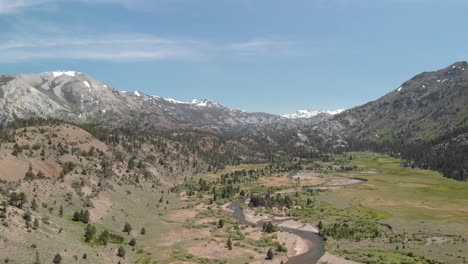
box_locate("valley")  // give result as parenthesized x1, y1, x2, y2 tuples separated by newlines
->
(2, 1, 468, 263)
(1, 122, 465, 264)
(1, 62, 468, 263)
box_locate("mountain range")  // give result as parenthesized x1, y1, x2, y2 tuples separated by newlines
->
(1, 62, 468, 179)
(0, 70, 332, 131)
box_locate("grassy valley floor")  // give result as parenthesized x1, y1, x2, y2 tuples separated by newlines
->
(1, 152, 467, 264)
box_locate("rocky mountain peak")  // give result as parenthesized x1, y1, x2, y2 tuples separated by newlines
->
(190, 99, 223, 108)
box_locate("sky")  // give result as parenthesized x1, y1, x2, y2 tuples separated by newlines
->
(1, 0, 468, 114)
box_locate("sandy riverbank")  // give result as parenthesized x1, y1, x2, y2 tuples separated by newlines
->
(225, 202, 357, 264)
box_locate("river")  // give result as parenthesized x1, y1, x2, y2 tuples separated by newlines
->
(229, 200, 325, 264)
(228, 174, 367, 264)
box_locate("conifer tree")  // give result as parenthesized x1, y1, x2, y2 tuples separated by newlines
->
(31, 198, 38, 211)
(123, 223, 132, 235)
(117, 247, 126, 257)
(266, 248, 274, 260)
(52, 253, 62, 264)
(227, 238, 233, 250)
(33, 218, 39, 230)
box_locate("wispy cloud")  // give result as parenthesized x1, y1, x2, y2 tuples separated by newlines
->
(0, 19, 300, 63)
(0, 32, 205, 63)
(229, 38, 301, 56)
(0, 0, 55, 14)
(0, 0, 181, 14)
(0, 1, 301, 62)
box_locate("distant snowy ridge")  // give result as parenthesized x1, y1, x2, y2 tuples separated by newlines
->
(282, 109, 345, 119)
(131, 91, 223, 108)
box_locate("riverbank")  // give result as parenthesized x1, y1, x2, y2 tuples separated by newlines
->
(244, 206, 358, 264)
(225, 201, 358, 264)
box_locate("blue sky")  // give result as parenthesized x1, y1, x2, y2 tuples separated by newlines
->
(1, 0, 467, 114)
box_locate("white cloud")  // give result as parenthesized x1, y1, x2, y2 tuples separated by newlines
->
(0, 0, 182, 14)
(0, 0, 55, 14)
(229, 38, 302, 56)
(0, 32, 204, 63)
(231, 39, 287, 52)
(0, 15, 302, 63)
(0, 19, 300, 63)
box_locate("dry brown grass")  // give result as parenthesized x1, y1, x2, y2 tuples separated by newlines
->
(0, 125, 109, 181)
(166, 208, 199, 223)
(186, 239, 260, 260)
(258, 174, 325, 188)
(160, 228, 212, 246)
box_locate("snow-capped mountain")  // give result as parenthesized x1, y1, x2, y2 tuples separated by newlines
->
(282, 109, 345, 119)
(190, 99, 222, 108)
(0, 70, 292, 130)
(131, 93, 223, 108)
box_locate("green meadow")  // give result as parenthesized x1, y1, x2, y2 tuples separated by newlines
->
(323, 153, 468, 229)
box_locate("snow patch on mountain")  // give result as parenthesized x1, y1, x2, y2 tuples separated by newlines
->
(147, 96, 222, 108)
(163, 97, 188, 104)
(52, 71, 77, 78)
(191, 99, 222, 108)
(283, 109, 345, 119)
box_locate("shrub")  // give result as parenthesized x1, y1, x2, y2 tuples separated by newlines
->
(117, 247, 126, 257)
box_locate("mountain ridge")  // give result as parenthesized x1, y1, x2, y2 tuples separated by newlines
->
(0, 71, 334, 135)
(1, 62, 467, 182)
(282, 109, 345, 119)
(2, 61, 468, 147)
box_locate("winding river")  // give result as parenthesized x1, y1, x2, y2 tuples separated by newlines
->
(229, 200, 325, 264)
(228, 175, 368, 264)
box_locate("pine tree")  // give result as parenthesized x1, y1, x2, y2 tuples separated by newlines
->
(266, 248, 274, 260)
(59, 205, 63, 218)
(31, 198, 38, 211)
(97, 230, 109, 245)
(52, 253, 62, 264)
(263, 222, 274, 233)
(25, 165, 35, 179)
(73, 211, 81, 221)
(36, 171, 45, 178)
(318, 221, 323, 234)
(127, 158, 135, 170)
(18, 192, 27, 209)
(82, 210, 90, 223)
(218, 219, 224, 228)
(84, 224, 96, 242)
(123, 223, 132, 235)
(140, 227, 146, 235)
(227, 238, 233, 250)
(33, 218, 39, 230)
(129, 238, 136, 246)
(117, 246, 126, 257)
